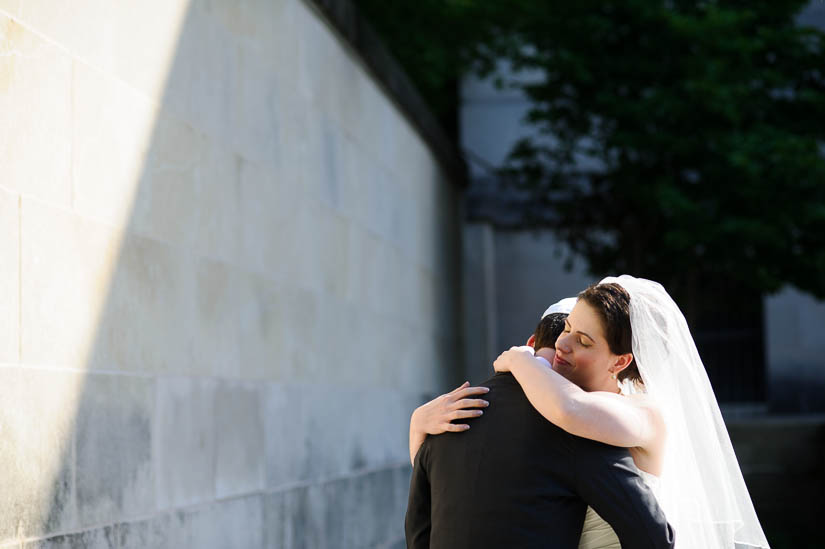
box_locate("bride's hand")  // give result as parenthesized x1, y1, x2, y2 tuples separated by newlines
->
(494, 345, 536, 373)
(411, 382, 490, 435)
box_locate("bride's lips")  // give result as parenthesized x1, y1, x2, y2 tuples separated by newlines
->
(553, 355, 571, 368)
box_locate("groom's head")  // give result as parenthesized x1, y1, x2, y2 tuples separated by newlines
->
(528, 313, 568, 363)
(526, 296, 575, 362)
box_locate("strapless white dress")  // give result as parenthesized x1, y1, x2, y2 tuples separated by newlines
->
(577, 469, 661, 549)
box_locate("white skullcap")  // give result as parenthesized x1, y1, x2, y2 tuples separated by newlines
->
(541, 297, 577, 318)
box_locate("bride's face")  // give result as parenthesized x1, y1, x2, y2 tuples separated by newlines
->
(553, 301, 617, 392)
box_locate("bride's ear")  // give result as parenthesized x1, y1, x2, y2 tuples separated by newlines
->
(611, 352, 634, 374)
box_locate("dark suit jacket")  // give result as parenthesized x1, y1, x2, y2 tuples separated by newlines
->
(405, 372, 675, 549)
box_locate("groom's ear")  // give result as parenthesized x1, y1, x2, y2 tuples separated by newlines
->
(526, 334, 536, 348)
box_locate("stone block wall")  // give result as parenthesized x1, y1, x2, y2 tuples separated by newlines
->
(0, 1, 462, 547)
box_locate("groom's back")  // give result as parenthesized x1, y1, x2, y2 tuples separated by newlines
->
(405, 371, 675, 549)
(407, 372, 586, 548)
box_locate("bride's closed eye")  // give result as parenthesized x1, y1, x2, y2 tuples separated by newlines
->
(564, 321, 591, 347)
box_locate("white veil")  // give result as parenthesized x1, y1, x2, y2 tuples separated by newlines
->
(599, 275, 769, 549)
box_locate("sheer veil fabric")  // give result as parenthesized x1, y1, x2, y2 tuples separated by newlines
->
(600, 276, 769, 549)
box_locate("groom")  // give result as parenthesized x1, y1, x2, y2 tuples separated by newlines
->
(405, 299, 675, 548)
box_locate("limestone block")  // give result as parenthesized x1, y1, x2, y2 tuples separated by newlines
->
(374, 466, 410, 544)
(317, 119, 343, 210)
(71, 60, 156, 230)
(263, 485, 326, 549)
(336, 133, 367, 220)
(317, 208, 350, 301)
(0, 2, 18, 16)
(23, 526, 117, 549)
(11, 1, 109, 73)
(214, 382, 265, 498)
(194, 0, 289, 43)
(294, 0, 336, 114)
(232, 44, 282, 168)
(137, 122, 241, 264)
(20, 199, 121, 368)
(278, 284, 322, 380)
(193, 257, 240, 377)
(391, 188, 417, 263)
(131, 112, 203, 251)
(265, 384, 410, 485)
(101, 231, 201, 375)
(322, 468, 405, 548)
(415, 269, 439, 329)
(116, 515, 170, 549)
(314, 298, 368, 386)
(193, 157, 243, 265)
(75, 374, 154, 526)
(296, 385, 408, 479)
(15, 0, 189, 100)
(155, 377, 216, 510)
(356, 70, 387, 159)
(0, 189, 18, 363)
(0, 368, 80, 541)
(107, 0, 191, 99)
(237, 157, 302, 277)
(392, 465, 413, 531)
(0, 14, 71, 206)
(350, 310, 397, 388)
(262, 383, 308, 488)
(235, 272, 288, 380)
(323, 38, 362, 135)
(320, 476, 363, 547)
(375, 105, 400, 179)
(377, 246, 405, 319)
(161, 9, 240, 142)
(86, 232, 198, 375)
(335, 60, 366, 146)
(372, 316, 418, 389)
(367, 390, 415, 466)
(397, 331, 445, 396)
(345, 225, 382, 309)
(235, 277, 321, 383)
(401, 259, 425, 327)
(277, 194, 324, 297)
(240, 169, 323, 294)
(288, 112, 324, 215)
(167, 495, 263, 549)
(358, 162, 394, 243)
(394, 122, 424, 193)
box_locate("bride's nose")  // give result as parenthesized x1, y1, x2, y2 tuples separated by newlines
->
(555, 332, 572, 353)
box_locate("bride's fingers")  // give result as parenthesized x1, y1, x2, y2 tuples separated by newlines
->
(453, 398, 490, 410)
(441, 423, 471, 432)
(451, 409, 484, 420)
(446, 381, 470, 396)
(449, 386, 490, 401)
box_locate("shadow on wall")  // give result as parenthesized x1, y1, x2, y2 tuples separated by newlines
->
(0, 0, 463, 547)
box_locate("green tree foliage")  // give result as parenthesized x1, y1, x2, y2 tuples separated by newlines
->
(358, 0, 825, 303)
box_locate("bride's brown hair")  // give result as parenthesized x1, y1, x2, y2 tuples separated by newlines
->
(578, 282, 642, 385)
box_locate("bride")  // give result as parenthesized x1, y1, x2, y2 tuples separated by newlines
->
(408, 275, 770, 548)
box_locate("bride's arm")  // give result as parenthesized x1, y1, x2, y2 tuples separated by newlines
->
(494, 347, 661, 449)
(408, 382, 490, 464)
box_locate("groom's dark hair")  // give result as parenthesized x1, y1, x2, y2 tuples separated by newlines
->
(533, 313, 567, 351)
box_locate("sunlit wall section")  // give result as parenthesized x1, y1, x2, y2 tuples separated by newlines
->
(0, 0, 463, 546)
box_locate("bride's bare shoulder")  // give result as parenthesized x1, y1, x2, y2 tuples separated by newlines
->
(626, 394, 666, 430)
